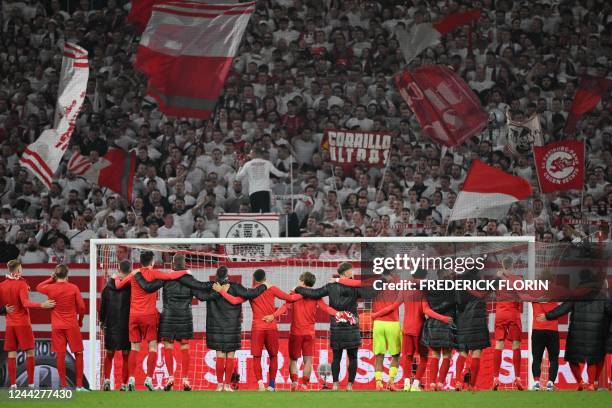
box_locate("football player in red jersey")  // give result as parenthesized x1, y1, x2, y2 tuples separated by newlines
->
(0, 259, 55, 388)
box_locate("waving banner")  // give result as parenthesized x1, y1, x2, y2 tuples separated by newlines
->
(20, 43, 89, 187)
(396, 65, 487, 147)
(506, 112, 543, 154)
(321, 130, 391, 167)
(533, 140, 584, 193)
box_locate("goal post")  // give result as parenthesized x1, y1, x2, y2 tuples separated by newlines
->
(88, 236, 536, 390)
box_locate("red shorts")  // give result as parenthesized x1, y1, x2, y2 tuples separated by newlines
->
(288, 334, 314, 360)
(403, 334, 428, 357)
(251, 329, 279, 357)
(51, 327, 84, 353)
(4, 325, 35, 351)
(494, 320, 522, 341)
(129, 314, 158, 343)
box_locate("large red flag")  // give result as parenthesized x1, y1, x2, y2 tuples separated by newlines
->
(68, 148, 136, 201)
(395, 65, 488, 147)
(128, 0, 240, 33)
(533, 140, 584, 193)
(433, 10, 481, 34)
(564, 76, 612, 134)
(135, 1, 255, 118)
(450, 160, 532, 221)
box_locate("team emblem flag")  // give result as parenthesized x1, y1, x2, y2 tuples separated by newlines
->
(449, 160, 532, 221)
(533, 140, 584, 193)
(506, 112, 543, 154)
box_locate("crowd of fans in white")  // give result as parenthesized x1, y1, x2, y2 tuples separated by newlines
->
(0, 0, 611, 264)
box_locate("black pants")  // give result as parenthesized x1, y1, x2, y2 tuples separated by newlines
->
(249, 191, 271, 213)
(332, 348, 358, 383)
(531, 329, 560, 382)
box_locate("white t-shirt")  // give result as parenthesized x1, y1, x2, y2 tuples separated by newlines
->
(236, 158, 287, 195)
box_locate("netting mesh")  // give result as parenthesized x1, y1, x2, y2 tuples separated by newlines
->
(92, 239, 590, 391)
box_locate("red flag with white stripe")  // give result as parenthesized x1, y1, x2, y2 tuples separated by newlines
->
(67, 148, 136, 201)
(135, 1, 255, 118)
(449, 160, 532, 221)
(20, 43, 89, 187)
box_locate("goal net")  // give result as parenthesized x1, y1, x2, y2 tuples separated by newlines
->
(88, 237, 553, 391)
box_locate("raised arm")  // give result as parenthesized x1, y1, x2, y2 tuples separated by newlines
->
(316, 299, 339, 316)
(269, 285, 294, 301)
(295, 284, 329, 299)
(219, 290, 246, 305)
(114, 273, 133, 289)
(229, 282, 266, 299)
(422, 299, 451, 323)
(372, 301, 402, 320)
(149, 269, 189, 280)
(134, 272, 164, 293)
(36, 277, 55, 296)
(20, 283, 42, 308)
(545, 301, 573, 320)
(178, 274, 213, 291)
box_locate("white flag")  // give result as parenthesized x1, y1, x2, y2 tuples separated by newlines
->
(20, 43, 89, 187)
(506, 112, 543, 155)
(395, 23, 441, 65)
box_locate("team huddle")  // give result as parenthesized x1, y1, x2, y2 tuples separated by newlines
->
(1, 254, 610, 392)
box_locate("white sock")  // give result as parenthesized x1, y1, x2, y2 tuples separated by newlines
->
(412, 379, 420, 388)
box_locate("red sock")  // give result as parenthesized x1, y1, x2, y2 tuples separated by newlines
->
(147, 351, 156, 377)
(26, 355, 35, 385)
(415, 355, 428, 382)
(56, 352, 67, 387)
(594, 361, 603, 386)
(512, 349, 521, 379)
(455, 355, 466, 382)
(569, 362, 582, 383)
(429, 356, 439, 385)
(75, 352, 84, 387)
(438, 358, 450, 384)
(404, 355, 414, 379)
(122, 352, 130, 384)
(301, 376, 309, 385)
(7, 357, 16, 385)
(104, 351, 115, 380)
(493, 349, 502, 377)
(224, 358, 235, 385)
(470, 357, 481, 387)
(164, 348, 174, 377)
(181, 348, 190, 379)
(128, 350, 138, 378)
(215, 357, 226, 384)
(253, 357, 262, 382)
(290, 373, 298, 383)
(587, 363, 597, 385)
(268, 355, 278, 384)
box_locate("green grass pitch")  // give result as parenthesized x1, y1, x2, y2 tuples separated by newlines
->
(9, 390, 612, 408)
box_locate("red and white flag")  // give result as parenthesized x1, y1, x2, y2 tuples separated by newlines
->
(449, 160, 532, 221)
(128, 0, 240, 33)
(395, 65, 488, 147)
(396, 10, 480, 64)
(68, 148, 136, 201)
(135, 1, 255, 119)
(20, 43, 89, 187)
(564, 76, 612, 134)
(533, 140, 584, 193)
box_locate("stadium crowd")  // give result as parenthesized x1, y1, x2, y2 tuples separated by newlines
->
(0, 0, 611, 264)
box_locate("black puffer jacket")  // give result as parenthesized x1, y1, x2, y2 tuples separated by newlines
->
(99, 278, 131, 351)
(178, 275, 266, 352)
(454, 288, 489, 351)
(296, 283, 371, 350)
(421, 290, 456, 349)
(607, 314, 612, 354)
(546, 298, 611, 364)
(135, 273, 213, 341)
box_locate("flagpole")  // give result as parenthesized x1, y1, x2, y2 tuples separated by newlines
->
(330, 165, 343, 221)
(376, 151, 391, 196)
